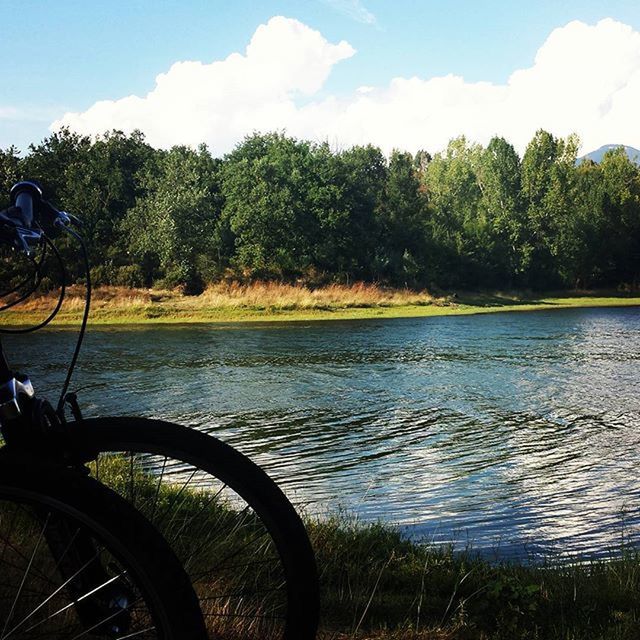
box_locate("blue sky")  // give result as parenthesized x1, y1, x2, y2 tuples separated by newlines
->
(2, 1, 640, 154)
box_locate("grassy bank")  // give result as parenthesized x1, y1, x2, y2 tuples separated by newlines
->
(311, 517, 640, 640)
(90, 455, 640, 640)
(3, 282, 640, 326)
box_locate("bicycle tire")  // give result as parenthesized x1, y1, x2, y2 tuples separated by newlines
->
(68, 416, 319, 640)
(0, 451, 208, 639)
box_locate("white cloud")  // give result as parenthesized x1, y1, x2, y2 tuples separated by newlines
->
(321, 0, 377, 26)
(53, 17, 355, 151)
(53, 16, 640, 156)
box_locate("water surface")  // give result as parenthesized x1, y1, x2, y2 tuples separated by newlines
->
(5, 307, 640, 559)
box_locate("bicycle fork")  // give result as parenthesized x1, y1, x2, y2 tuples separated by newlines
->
(38, 510, 134, 637)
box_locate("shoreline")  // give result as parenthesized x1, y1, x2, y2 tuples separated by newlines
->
(2, 296, 640, 327)
(3, 290, 640, 327)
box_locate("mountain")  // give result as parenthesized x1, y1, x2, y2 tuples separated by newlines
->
(577, 144, 640, 165)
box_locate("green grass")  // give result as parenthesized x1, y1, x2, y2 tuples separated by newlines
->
(3, 284, 640, 326)
(311, 516, 640, 639)
(89, 456, 640, 640)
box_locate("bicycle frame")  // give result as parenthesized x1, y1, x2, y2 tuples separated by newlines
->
(0, 341, 137, 636)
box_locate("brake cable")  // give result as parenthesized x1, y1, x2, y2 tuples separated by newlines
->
(56, 225, 91, 416)
(0, 235, 66, 334)
(0, 243, 48, 312)
(0, 198, 91, 419)
(0, 240, 46, 299)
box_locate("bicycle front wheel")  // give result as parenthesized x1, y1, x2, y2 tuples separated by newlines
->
(71, 417, 319, 640)
(0, 452, 208, 640)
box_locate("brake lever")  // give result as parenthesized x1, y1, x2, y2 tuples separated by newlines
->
(66, 212, 83, 228)
(1, 200, 80, 252)
(40, 199, 82, 233)
(55, 211, 83, 228)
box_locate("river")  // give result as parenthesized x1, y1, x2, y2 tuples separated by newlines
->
(5, 306, 640, 560)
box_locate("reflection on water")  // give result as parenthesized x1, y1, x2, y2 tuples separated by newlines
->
(5, 307, 640, 559)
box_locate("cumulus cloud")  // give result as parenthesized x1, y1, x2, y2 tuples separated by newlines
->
(53, 16, 640, 156)
(53, 17, 355, 151)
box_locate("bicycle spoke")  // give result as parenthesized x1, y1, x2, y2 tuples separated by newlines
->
(1, 512, 50, 639)
(149, 456, 168, 521)
(183, 504, 253, 574)
(154, 469, 198, 529)
(48, 527, 81, 581)
(21, 571, 128, 636)
(1, 541, 107, 639)
(0, 508, 60, 588)
(165, 481, 228, 546)
(192, 528, 274, 582)
(69, 595, 142, 640)
(115, 627, 156, 639)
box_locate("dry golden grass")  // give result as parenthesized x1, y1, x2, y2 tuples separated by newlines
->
(198, 281, 437, 310)
(4, 283, 639, 325)
(12, 285, 153, 310)
(8, 282, 438, 315)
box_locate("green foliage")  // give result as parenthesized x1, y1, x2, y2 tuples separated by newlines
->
(2, 129, 640, 292)
(422, 137, 485, 287)
(378, 150, 428, 284)
(220, 132, 323, 278)
(0, 146, 20, 201)
(122, 144, 222, 292)
(476, 137, 524, 284)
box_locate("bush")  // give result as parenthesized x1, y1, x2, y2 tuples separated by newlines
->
(89, 263, 116, 286)
(113, 265, 145, 288)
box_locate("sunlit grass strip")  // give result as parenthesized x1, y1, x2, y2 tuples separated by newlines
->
(2, 284, 640, 326)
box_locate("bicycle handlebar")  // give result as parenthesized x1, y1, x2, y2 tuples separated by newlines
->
(10, 181, 42, 228)
(0, 182, 81, 255)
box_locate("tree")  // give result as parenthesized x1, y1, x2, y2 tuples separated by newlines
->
(60, 130, 155, 270)
(21, 128, 92, 202)
(599, 147, 640, 286)
(422, 137, 484, 286)
(326, 145, 387, 281)
(122, 145, 221, 291)
(475, 137, 524, 286)
(562, 160, 606, 288)
(0, 146, 21, 203)
(222, 133, 327, 279)
(378, 150, 428, 284)
(520, 130, 579, 288)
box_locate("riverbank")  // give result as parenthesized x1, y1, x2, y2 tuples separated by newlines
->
(97, 455, 640, 639)
(312, 516, 640, 640)
(3, 282, 640, 325)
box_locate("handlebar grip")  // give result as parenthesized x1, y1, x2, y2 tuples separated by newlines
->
(14, 191, 34, 227)
(9, 181, 43, 228)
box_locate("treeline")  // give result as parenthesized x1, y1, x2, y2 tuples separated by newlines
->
(1, 128, 639, 292)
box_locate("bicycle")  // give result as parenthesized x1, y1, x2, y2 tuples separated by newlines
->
(0, 181, 320, 640)
(0, 451, 208, 639)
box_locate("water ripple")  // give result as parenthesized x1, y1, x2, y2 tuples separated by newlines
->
(4, 306, 640, 559)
